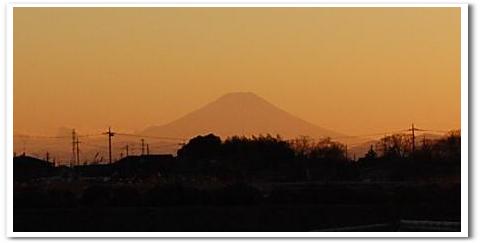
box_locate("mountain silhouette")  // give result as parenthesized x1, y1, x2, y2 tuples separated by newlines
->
(141, 92, 342, 139)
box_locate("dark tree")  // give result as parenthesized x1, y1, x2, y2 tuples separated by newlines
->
(177, 134, 222, 161)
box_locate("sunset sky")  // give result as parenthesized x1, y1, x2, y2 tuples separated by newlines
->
(14, 7, 460, 136)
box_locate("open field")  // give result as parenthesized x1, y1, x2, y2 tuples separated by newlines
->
(14, 181, 460, 232)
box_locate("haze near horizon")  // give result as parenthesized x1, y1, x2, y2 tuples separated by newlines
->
(14, 7, 460, 136)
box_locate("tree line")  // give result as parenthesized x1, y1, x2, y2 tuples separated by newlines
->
(13, 130, 461, 182)
(174, 130, 460, 182)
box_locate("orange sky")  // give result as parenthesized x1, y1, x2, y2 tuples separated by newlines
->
(14, 7, 460, 136)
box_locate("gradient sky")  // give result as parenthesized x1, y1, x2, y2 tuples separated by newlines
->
(14, 7, 461, 136)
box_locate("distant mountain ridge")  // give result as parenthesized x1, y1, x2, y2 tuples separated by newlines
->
(141, 92, 343, 139)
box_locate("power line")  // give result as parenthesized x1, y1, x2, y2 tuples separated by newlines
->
(13, 140, 67, 146)
(14, 125, 457, 161)
(13, 128, 454, 142)
(81, 142, 108, 149)
(422, 129, 453, 133)
(319, 129, 411, 140)
(115, 132, 186, 141)
(148, 143, 183, 148)
(77, 133, 104, 138)
(13, 133, 103, 139)
(14, 134, 71, 139)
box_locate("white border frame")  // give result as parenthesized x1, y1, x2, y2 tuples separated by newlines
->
(5, 3, 469, 238)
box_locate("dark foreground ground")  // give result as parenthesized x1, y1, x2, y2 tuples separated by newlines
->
(14, 181, 460, 232)
(14, 204, 459, 232)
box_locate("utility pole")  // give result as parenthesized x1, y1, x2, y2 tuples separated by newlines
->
(345, 144, 348, 161)
(45, 151, 50, 162)
(423, 134, 427, 150)
(104, 127, 115, 164)
(125, 144, 129, 157)
(146, 144, 150, 155)
(141, 139, 145, 155)
(411, 123, 416, 152)
(75, 136, 81, 166)
(71, 129, 76, 167)
(383, 134, 387, 156)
